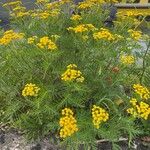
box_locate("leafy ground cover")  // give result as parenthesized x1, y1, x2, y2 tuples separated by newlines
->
(0, 0, 150, 149)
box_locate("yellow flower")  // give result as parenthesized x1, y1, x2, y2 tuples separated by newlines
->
(12, 6, 26, 11)
(93, 28, 115, 41)
(70, 15, 82, 21)
(59, 108, 78, 138)
(36, 36, 57, 51)
(92, 105, 109, 129)
(61, 64, 84, 82)
(133, 84, 150, 100)
(67, 24, 96, 34)
(27, 36, 38, 44)
(0, 30, 24, 45)
(67, 24, 88, 33)
(39, 36, 49, 46)
(33, 9, 60, 19)
(3, 1, 22, 7)
(128, 29, 142, 41)
(3, 0, 30, 18)
(60, 0, 71, 4)
(50, 9, 60, 17)
(61, 108, 74, 116)
(22, 83, 40, 97)
(10, 11, 30, 18)
(47, 40, 57, 50)
(78, 2, 93, 9)
(120, 55, 135, 65)
(45, 1, 60, 9)
(38, 12, 50, 19)
(127, 99, 150, 120)
(130, 98, 137, 106)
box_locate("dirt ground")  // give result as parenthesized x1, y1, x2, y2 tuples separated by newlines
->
(0, 129, 150, 150)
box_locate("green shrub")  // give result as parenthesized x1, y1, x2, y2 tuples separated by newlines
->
(0, 0, 150, 149)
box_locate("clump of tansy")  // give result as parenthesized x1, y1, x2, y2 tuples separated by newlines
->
(2, 1, 22, 7)
(78, 1, 93, 10)
(0, 30, 24, 45)
(93, 28, 115, 41)
(67, 24, 97, 33)
(37, 36, 57, 50)
(22, 83, 40, 97)
(128, 29, 142, 41)
(70, 14, 82, 21)
(127, 98, 150, 120)
(92, 105, 109, 129)
(133, 84, 150, 100)
(59, 108, 78, 138)
(120, 55, 135, 65)
(61, 64, 84, 82)
(3, 0, 30, 18)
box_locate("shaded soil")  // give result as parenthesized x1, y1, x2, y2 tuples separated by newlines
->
(0, 129, 150, 150)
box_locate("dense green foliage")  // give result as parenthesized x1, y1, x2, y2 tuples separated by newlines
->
(0, 0, 150, 149)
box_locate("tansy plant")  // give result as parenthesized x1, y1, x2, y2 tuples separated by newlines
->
(0, 0, 150, 149)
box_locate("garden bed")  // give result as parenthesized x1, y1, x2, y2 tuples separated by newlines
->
(0, 0, 150, 150)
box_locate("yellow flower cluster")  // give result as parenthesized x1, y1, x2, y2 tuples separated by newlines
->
(59, 0, 71, 5)
(3, 0, 29, 18)
(28, 35, 59, 50)
(59, 108, 78, 138)
(27, 36, 38, 44)
(22, 83, 40, 97)
(120, 55, 135, 65)
(117, 10, 149, 17)
(44, 0, 69, 10)
(133, 84, 150, 100)
(45, 1, 59, 9)
(128, 29, 142, 41)
(2, 1, 22, 7)
(92, 105, 109, 129)
(68, 25, 88, 33)
(36, 36, 57, 50)
(32, 9, 60, 19)
(77, 0, 105, 10)
(78, 2, 93, 9)
(32, 1, 61, 19)
(70, 15, 82, 21)
(93, 28, 115, 41)
(61, 64, 84, 82)
(127, 98, 150, 120)
(67, 24, 97, 33)
(38, 11, 51, 19)
(0, 30, 24, 45)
